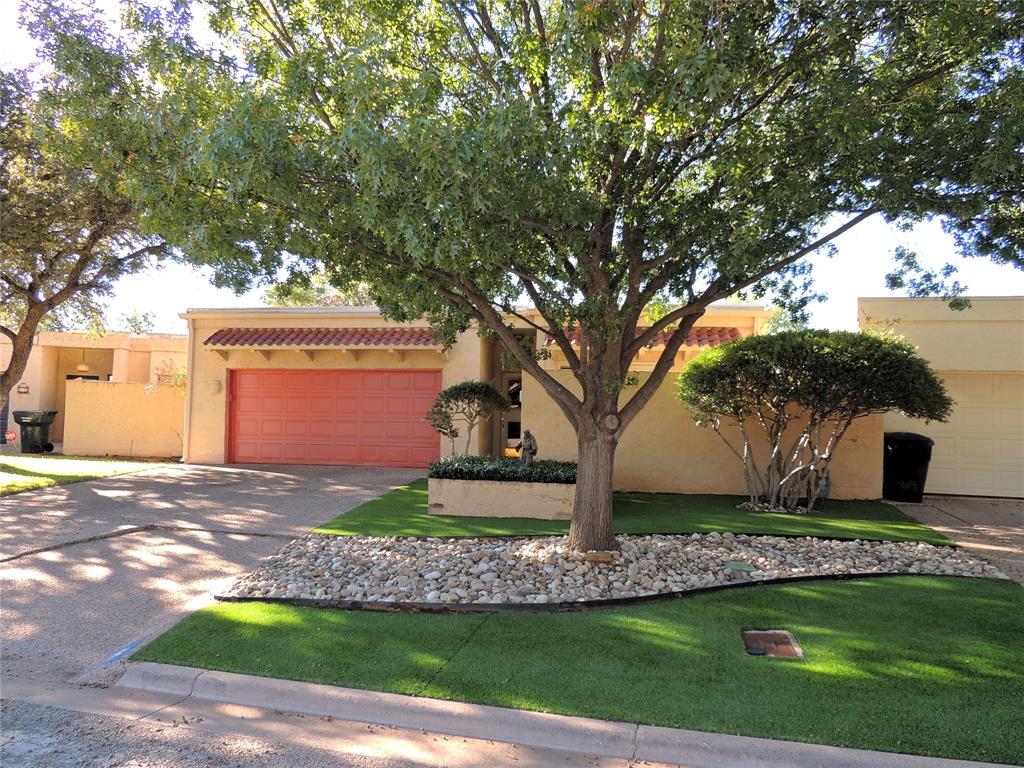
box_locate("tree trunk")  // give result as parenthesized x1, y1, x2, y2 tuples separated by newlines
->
(567, 417, 619, 552)
(1, 322, 40, 418)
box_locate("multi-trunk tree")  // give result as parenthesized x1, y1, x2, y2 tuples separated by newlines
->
(0, 68, 165, 415)
(33, 0, 1023, 550)
(678, 330, 953, 513)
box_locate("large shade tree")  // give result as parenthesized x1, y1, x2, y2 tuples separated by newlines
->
(33, 0, 1023, 550)
(0, 66, 166, 416)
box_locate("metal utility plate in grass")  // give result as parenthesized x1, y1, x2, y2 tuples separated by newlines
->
(742, 629, 804, 658)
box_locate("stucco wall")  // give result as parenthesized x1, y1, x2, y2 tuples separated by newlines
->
(63, 380, 185, 458)
(859, 297, 1023, 372)
(859, 297, 1023, 497)
(181, 309, 488, 464)
(521, 370, 883, 499)
(2, 332, 188, 442)
(428, 478, 575, 519)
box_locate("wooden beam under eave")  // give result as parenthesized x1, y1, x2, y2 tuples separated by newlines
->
(389, 348, 405, 362)
(212, 349, 230, 361)
(343, 349, 361, 362)
(255, 349, 272, 362)
(299, 349, 316, 361)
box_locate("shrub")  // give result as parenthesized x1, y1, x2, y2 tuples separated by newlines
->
(428, 455, 577, 484)
(677, 330, 952, 512)
(425, 381, 511, 455)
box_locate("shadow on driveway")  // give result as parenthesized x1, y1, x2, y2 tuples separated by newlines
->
(0, 464, 421, 686)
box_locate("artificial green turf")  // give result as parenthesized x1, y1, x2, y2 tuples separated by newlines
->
(314, 480, 950, 544)
(134, 576, 1024, 763)
(0, 454, 166, 495)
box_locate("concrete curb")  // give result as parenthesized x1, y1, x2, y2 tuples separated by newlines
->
(117, 662, 1010, 768)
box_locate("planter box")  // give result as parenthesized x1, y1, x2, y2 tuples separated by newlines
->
(428, 477, 575, 520)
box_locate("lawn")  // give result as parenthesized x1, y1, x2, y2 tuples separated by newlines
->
(0, 454, 166, 495)
(314, 480, 950, 544)
(134, 575, 1024, 763)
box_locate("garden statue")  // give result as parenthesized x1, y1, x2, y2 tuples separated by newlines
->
(519, 430, 538, 466)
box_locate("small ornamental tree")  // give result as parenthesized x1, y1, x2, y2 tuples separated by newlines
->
(677, 331, 953, 512)
(426, 381, 511, 456)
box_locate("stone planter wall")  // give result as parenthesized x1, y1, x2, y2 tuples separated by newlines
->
(428, 478, 575, 520)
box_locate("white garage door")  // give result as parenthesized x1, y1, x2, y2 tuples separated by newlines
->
(886, 372, 1023, 498)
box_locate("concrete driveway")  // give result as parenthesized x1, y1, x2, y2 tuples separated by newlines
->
(895, 495, 1024, 584)
(1, 464, 421, 686)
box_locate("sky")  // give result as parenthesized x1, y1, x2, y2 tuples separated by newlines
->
(4, 2, 1022, 335)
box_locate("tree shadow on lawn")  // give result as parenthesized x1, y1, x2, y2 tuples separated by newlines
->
(0, 455, 162, 485)
(316, 480, 950, 544)
(135, 575, 1023, 763)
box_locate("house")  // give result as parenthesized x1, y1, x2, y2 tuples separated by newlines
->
(179, 304, 883, 499)
(859, 296, 1024, 498)
(1, 331, 188, 456)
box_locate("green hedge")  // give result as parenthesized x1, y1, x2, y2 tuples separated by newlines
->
(428, 455, 577, 484)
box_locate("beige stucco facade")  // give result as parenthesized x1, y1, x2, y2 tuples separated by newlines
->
(178, 302, 883, 499)
(859, 296, 1024, 498)
(428, 478, 575, 519)
(1, 331, 187, 452)
(63, 381, 186, 458)
(521, 369, 883, 499)
(180, 307, 487, 464)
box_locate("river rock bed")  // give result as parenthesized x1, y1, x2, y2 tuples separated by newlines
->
(219, 533, 1006, 605)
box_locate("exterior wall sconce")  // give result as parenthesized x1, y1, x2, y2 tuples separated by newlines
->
(210, 379, 222, 394)
(16, 383, 30, 395)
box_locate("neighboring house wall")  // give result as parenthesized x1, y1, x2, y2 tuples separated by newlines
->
(859, 296, 1024, 498)
(63, 380, 186, 458)
(51, 347, 115, 441)
(521, 370, 883, 500)
(1, 332, 188, 446)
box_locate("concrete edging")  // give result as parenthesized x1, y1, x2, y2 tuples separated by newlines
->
(117, 662, 1008, 768)
(214, 572, 1008, 614)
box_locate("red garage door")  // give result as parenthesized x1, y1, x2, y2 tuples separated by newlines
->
(228, 369, 441, 467)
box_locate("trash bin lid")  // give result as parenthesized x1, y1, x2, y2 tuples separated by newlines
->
(884, 431, 935, 446)
(11, 410, 59, 425)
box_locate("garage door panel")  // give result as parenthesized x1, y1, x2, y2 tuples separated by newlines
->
(959, 438, 993, 459)
(306, 421, 334, 439)
(235, 395, 264, 414)
(229, 369, 441, 467)
(260, 419, 284, 437)
(234, 418, 261, 438)
(310, 395, 336, 412)
(888, 372, 1023, 497)
(386, 372, 412, 390)
(284, 420, 312, 438)
(411, 421, 436, 440)
(996, 439, 1024, 460)
(999, 407, 1024, 428)
(385, 421, 412, 439)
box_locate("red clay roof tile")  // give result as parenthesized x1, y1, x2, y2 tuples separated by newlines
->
(203, 327, 441, 348)
(545, 326, 741, 349)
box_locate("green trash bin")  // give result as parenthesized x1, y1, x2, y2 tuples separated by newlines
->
(12, 410, 58, 454)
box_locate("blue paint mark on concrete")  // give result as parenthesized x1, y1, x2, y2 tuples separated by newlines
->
(100, 640, 142, 667)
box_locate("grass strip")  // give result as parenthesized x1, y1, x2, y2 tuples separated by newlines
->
(315, 480, 950, 544)
(135, 575, 1024, 764)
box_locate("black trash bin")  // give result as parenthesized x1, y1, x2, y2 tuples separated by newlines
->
(12, 410, 58, 454)
(883, 432, 935, 503)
